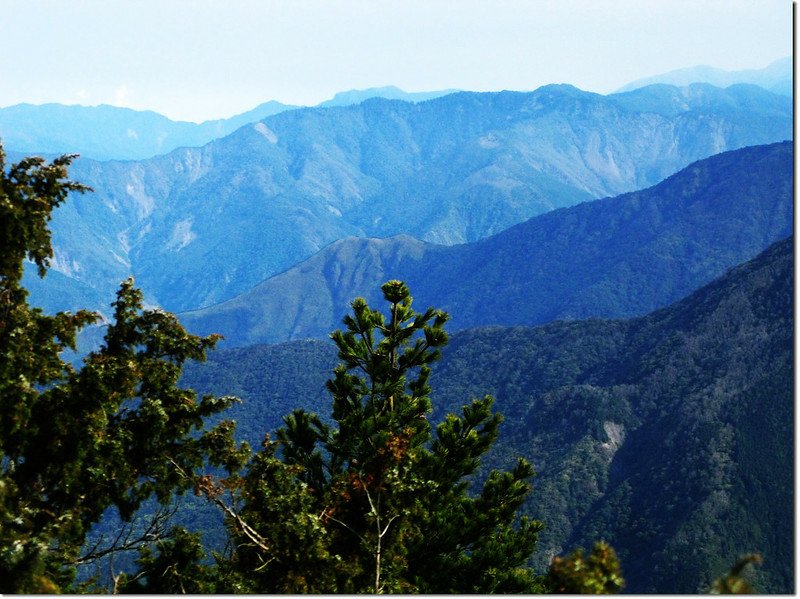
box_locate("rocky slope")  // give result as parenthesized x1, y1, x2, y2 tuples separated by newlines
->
(180, 142, 793, 347)
(23, 83, 791, 315)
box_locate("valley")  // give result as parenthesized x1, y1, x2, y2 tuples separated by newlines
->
(182, 237, 793, 593)
(1, 56, 793, 593)
(20, 82, 792, 316)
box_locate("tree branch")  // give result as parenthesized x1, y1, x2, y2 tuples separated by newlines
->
(73, 503, 177, 566)
(166, 457, 270, 555)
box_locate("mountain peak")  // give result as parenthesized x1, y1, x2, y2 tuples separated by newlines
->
(318, 86, 458, 107)
(616, 56, 792, 96)
(178, 142, 792, 347)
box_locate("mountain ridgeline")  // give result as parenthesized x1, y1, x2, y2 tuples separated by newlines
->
(24, 82, 791, 315)
(182, 236, 794, 593)
(0, 101, 298, 161)
(617, 56, 792, 97)
(180, 141, 792, 347)
(0, 87, 456, 161)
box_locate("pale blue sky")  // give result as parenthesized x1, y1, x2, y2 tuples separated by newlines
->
(0, 0, 792, 122)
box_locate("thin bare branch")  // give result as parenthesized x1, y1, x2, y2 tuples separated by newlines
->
(74, 503, 177, 566)
(324, 512, 366, 545)
(380, 514, 400, 538)
(166, 457, 270, 555)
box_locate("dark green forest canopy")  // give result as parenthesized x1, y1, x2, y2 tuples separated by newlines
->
(183, 236, 794, 593)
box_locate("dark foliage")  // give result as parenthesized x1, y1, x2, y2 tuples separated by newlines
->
(183, 237, 793, 593)
(186, 281, 548, 592)
(0, 146, 236, 592)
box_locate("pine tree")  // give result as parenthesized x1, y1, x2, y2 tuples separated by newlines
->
(206, 280, 546, 592)
(546, 541, 625, 594)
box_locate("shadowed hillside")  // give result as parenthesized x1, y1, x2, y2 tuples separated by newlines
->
(182, 235, 793, 593)
(25, 83, 791, 314)
(180, 141, 792, 348)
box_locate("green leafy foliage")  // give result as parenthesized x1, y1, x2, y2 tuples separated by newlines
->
(0, 146, 235, 592)
(116, 527, 218, 594)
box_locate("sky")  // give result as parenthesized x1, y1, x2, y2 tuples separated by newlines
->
(0, 0, 792, 123)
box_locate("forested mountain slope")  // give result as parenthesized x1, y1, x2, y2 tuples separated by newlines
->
(434, 236, 793, 593)
(182, 235, 793, 593)
(25, 83, 791, 314)
(180, 141, 792, 347)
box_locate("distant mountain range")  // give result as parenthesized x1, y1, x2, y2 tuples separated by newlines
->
(179, 141, 792, 347)
(23, 83, 791, 316)
(182, 235, 793, 594)
(317, 85, 458, 108)
(0, 87, 456, 161)
(617, 56, 792, 97)
(0, 58, 788, 163)
(0, 101, 297, 161)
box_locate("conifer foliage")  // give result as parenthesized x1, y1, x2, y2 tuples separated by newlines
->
(0, 146, 236, 592)
(546, 542, 625, 593)
(202, 281, 546, 592)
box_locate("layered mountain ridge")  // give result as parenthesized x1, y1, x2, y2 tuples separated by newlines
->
(3, 56, 789, 161)
(24, 82, 792, 315)
(617, 56, 792, 97)
(179, 141, 793, 347)
(0, 101, 297, 161)
(182, 235, 793, 593)
(0, 87, 456, 161)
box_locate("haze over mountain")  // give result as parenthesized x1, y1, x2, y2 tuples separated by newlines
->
(0, 87, 457, 161)
(24, 83, 792, 316)
(0, 101, 298, 161)
(617, 56, 792, 97)
(317, 86, 458, 108)
(179, 141, 792, 347)
(182, 235, 793, 594)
